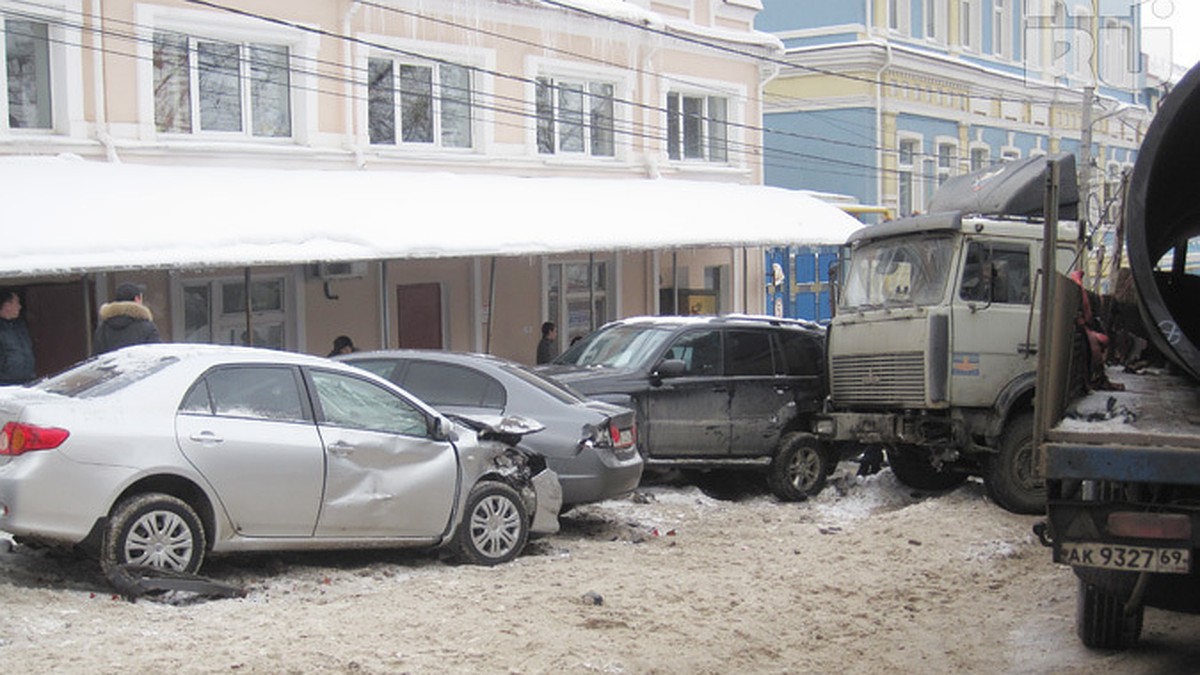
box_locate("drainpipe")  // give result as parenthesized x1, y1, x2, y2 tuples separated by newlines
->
(343, 1, 362, 163)
(875, 42, 893, 208)
(92, 0, 117, 163)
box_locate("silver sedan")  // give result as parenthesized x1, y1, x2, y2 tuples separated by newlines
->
(0, 344, 560, 574)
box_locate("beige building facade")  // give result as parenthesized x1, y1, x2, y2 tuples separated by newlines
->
(1, 0, 831, 374)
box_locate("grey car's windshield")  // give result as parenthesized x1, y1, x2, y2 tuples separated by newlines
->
(840, 234, 956, 310)
(555, 325, 676, 369)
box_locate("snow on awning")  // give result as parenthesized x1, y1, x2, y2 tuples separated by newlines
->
(2, 155, 860, 278)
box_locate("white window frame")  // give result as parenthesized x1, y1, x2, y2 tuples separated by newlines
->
(969, 144, 991, 171)
(666, 90, 730, 164)
(528, 59, 631, 163)
(172, 271, 301, 351)
(923, 0, 945, 42)
(0, 1, 81, 137)
(151, 33, 292, 138)
(1000, 146, 1020, 162)
(135, 5, 317, 143)
(366, 56, 475, 150)
(543, 258, 613, 353)
(993, 0, 1013, 60)
(959, 0, 981, 51)
(362, 37, 492, 155)
(897, 134, 921, 217)
(935, 139, 958, 186)
(1101, 18, 1133, 89)
(889, 0, 912, 35)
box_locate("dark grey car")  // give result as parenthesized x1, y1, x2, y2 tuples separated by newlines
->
(538, 315, 829, 501)
(338, 350, 642, 507)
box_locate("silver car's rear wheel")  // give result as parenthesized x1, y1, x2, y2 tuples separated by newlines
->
(103, 493, 206, 575)
(454, 482, 529, 566)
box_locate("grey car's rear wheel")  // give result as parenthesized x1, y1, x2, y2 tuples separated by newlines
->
(767, 433, 828, 501)
(103, 493, 206, 575)
(1077, 577, 1144, 649)
(886, 444, 969, 491)
(454, 481, 529, 566)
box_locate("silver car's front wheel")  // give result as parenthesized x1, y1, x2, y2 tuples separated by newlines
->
(103, 493, 206, 575)
(454, 482, 529, 566)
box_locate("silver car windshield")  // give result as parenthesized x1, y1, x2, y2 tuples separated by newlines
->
(840, 234, 956, 310)
(557, 325, 676, 369)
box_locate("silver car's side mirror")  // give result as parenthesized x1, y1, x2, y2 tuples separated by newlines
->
(430, 415, 456, 442)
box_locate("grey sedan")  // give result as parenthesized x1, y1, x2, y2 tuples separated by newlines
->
(338, 350, 642, 507)
(0, 344, 560, 574)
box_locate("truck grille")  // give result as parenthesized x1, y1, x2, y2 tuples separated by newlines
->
(831, 352, 926, 406)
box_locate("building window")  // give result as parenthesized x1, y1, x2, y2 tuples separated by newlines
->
(889, 0, 911, 34)
(368, 58, 472, 148)
(182, 276, 288, 349)
(924, 0, 943, 41)
(960, 0, 980, 50)
(937, 142, 957, 185)
(547, 261, 609, 349)
(666, 92, 728, 163)
(536, 77, 615, 157)
(4, 18, 52, 130)
(993, 0, 1012, 59)
(1001, 148, 1020, 162)
(898, 138, 918, 217)
(1102, 18, 1133, 88)
(153, 32, 291, 137)
(970, 146, 990, 171)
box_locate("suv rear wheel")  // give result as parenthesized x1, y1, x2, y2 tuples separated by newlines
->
(767, 433, 828, 501)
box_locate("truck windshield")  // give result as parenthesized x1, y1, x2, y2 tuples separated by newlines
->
(840, 235, 956, 310)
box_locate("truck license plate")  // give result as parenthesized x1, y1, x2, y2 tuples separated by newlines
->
(1057, 542, 1191, 574)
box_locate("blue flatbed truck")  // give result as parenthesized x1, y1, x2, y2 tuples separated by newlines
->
(1037, 60, 1200, 649)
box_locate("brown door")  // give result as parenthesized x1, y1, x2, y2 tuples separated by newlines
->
(396, 283, 442, 349)
(23, 281, 92, 378)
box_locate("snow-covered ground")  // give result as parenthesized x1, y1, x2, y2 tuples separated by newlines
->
(1, 464, 1198, 673)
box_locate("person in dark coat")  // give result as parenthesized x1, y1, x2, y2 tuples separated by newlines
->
(0, 288, 36, 385)
(536, 321, 558, 364)
(93, 282, 162, 355)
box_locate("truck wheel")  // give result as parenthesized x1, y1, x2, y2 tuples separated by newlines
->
(984, 413, 1045, 514)
(767, 433, 828, 501)
(1077, 578, 1144, 649)
(886, 444, 968, 491)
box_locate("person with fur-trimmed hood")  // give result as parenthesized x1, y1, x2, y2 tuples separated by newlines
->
(93, 282, 162, 355)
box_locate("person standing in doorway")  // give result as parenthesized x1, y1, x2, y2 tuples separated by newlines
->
(536, 321, 558, 364)
(93, 282, 162, 355)
(0, 289, 35, 385)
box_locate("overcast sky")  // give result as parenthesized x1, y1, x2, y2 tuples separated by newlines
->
(1141, 0, 1200, 70)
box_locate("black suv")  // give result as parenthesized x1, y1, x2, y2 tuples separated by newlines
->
(539, 315, 829, 500)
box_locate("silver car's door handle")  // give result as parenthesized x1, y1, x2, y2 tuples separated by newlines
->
(188, 431, 223, 444)
(327, 440, 354, 456)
